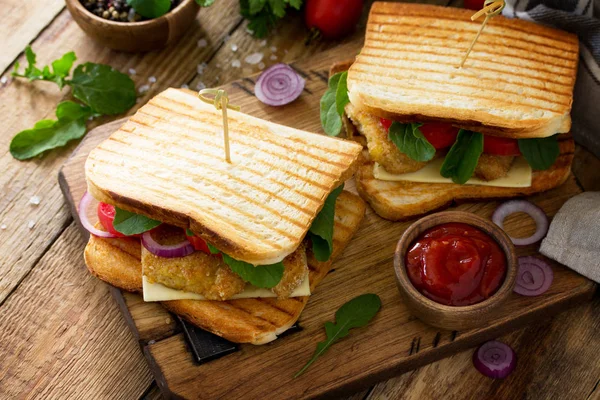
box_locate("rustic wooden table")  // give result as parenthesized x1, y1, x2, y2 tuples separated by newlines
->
(1, 0, 599, 399)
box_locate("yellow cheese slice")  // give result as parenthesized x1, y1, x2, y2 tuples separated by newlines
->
(142, 274, 311, 302)
(373, 157, 532, 187)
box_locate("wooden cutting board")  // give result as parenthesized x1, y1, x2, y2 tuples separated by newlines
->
(58, 41, 595, 399)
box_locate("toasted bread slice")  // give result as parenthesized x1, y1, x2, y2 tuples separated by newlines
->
(355, 138, 574, 220)
(84, 191, 366, 344)
(347, 2, 579, 139)
(85, 88, 363, 265)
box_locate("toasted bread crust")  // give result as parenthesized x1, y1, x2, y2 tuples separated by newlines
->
(347, 2, 579, 139)
(86, 88, 363, 266)
(355, 138, 574, 221)
(84, 191, 366, 344)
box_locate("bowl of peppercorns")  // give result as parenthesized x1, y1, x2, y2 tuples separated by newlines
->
(66, 0, 200, 52)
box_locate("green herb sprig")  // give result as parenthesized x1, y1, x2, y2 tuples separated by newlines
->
(440, 130, 484, 184)
(308, 184, 343, 262)
(320, 71, 349, 137)
(388, 122, 436, 162)
(241, 0, 303, 38)
(10, 46, 136, 160)
(295, 293, 382, 377)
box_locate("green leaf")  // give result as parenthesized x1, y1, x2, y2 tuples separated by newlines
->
(249, 0, 267, 14)
(127, 0, 171, 18)
(68, 63, 136, 115)
(320, 72, 348, 137)
(268, 0, 286, 17)
(309, 184, 344, 262)
(295, 294, 382, 377)
(440, 130, 483, 184)
(207, 242, 220, 255)
(222, 254, 284, 288)
(195, 0, 215, 5)
(185, 228, 194, 236)
(388, 122, 435, 162)
(50, 51, 76, 88)
(9, 101, 92, 160)
(12, 46, 42, 80)
(285, 0, 302, 9)
(518, 135, 560, 170)
(113, 208, 162, 235)
(12, 47, 75, 89)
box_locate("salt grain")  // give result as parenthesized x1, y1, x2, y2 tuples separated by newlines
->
(180, 84, 189, 89)
(29, 196, 40, 206)
(196, 82, 206, 91)
(27, 220, 35, 229)
(197, 38, 208, 47)
(231, 59, 241, 68)
(148, 76, 157, 83)
(259, 40, 267, 47)
(1, 76, 8, 85)
(128, 68, 136, 76)
(196, 62, 207, 75)
(231, 44, 238, 52)
(270, 54, 277, 61)
(138, 84, 150, 94)
(270, 46, 277, 52)
(246, 28, 254, 35)
(1, 224, 6, 230)
(245, 52, 264, 65)
(258, 62, 265, 70)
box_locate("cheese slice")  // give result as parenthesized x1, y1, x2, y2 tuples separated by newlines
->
(142, 274, 311, 302)
(373, 157, 532, 187)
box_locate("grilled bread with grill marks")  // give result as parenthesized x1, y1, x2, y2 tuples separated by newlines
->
(347, 2, 579, 139)
(84, 191, 366, 344)
(85, 88, 363, 266)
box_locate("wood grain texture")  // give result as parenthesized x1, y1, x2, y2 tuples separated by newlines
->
(0, 223, 153, 399)
(61, 44, 594, 399)
(0, 0, 65, 74)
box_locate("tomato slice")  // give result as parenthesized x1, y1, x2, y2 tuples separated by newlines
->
(97, 202, 126, 237)
(185, 233, 212, 255)
(380, 117, 393, 131)
(419, 123, 459, 149)
(483, 136, 521, 156)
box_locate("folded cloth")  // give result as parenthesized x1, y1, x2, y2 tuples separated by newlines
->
(540, 192, 600, 283)
(503, 0, 600, 158)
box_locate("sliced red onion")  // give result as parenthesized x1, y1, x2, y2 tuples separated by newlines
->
(255, 63, 305, 106)
(141, 230, 195, 258)
(492, 200, 549, 246)
(78, 191, 117, 239)
(473, 340, 516, 379)
(514, 256, 553, 296)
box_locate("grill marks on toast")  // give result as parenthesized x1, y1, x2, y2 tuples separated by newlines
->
(348, 3, 578, 137)
(86, 88, 362, 264)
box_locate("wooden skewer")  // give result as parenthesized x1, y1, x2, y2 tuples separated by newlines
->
(459, 0, 505, 69)
(198, 88, 240, 163)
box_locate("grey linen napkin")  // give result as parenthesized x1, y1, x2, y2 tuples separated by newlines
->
(503, 0, 600, 158)
(540, 192, 600, 283)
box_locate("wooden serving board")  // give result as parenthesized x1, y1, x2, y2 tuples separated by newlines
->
(59, 42, 595, 399)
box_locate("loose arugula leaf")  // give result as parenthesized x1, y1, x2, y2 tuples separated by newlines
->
(518, 135, 560, 170)
(113, 208, 162, 235)
(295, 294, 382, 377)
(308, 184, 344, 261)
(127, 0, 171, 18)
(50, 51, 77, 87)
(195, 0, 215, 5)
(388, 122, 435, 162)
(67, 63, 136, 115)
(10, 101, 93, 160)
(320, 72, 348, 136)
(440, 130, 483, 184)
(12, 47, 76, 89)
(222, 254, 284, 288)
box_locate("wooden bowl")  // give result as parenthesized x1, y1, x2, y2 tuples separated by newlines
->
(394, 211, 517, 331)
(65, 0, 200, 52)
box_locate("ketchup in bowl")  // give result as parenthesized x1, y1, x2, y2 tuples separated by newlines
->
(405, 223, 507, 306)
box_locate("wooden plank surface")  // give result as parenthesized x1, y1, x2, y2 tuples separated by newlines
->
(60, 46, 595, 398)
(1, 0, 600, 398)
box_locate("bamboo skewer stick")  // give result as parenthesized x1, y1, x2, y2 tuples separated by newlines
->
(459, 0, 505, 69)
(198, 88, 240, 163)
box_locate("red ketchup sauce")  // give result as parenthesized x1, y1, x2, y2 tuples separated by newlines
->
(405, 223, 507, 306)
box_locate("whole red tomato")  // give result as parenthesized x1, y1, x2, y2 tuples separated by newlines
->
(305, 0, 364, 39)
(464, 0, 486, 10)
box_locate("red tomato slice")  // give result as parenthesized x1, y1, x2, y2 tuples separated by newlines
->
(97, 202, 126, 237)
(185, 233, 213, 255)
(483, 136, 521, 156)
(419, 123, 459, 149)
(380, 117, 393, 131)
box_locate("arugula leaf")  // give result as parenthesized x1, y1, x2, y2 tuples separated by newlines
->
(518, 135, 560, 170)
(440, 130, 483, 184)
(113, 208, 162, 235)
(127, 0, 171, 18)
(320, 72, 348, 137)
(222, 254, 284, 288)
(308, 184, 344, 261)
(10, 101, 93, 160)
(195, 0, 215, 5)
(207, 242, 220, 255)
(295, 294, 382, 377)
(67, 63, 136, 115)
(12, 47, 76, 89)
(388, 122, 435, 162)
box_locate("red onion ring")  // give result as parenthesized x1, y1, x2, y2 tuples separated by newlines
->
(78, 191, 118, 239)
(514, 256, 553, 296)
(473, 340, 516, 379)
(255, 63, 305, 106)
(142, 230, 195, 258)
(492, 200, 549, 246)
